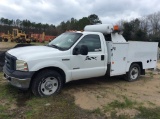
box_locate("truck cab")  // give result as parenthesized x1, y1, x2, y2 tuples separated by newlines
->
(3, 24, 158, 97)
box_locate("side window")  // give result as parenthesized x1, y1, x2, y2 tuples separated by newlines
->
(75, 35, 101, 52)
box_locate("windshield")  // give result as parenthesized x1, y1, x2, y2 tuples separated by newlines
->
(48, 32, 82, 50)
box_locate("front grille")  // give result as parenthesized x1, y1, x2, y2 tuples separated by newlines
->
(5, 53, 16, 71)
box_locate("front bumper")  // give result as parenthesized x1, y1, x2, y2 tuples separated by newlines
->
(3, 66, 34, 89)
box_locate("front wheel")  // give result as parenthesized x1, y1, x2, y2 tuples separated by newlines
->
(31, 70, 63, 97)
(125, 63, 141, 82)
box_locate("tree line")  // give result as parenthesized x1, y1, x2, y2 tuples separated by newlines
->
(119, 11, 160, 44)
(0, 18, 57, 36)
(0, 12, 160, 46)
(0, 14, 101, 36)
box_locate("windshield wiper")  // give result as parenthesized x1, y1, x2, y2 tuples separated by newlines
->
(47, 44, 63, 50)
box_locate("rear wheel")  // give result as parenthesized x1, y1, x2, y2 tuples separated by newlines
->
(125, 63, 141, 82)
(31, 70, 63, 97)
(20, 38, 26, 43)
(27, 41, 31, 43)
(16, 38, 20, 43)
(4, 38, 8, 42)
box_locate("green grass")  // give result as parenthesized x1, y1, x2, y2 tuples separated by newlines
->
(103, 97, 137, 112)
(25, 110, 35, 119)
(135, 107, 160, 119)
(102, 98, 160, 119)
(0, 103, 11, 119)
(91, 108, 104, 116)
(25, 94, 96, 119)
(147, 101, 156, 106)
(0, 72, 97, 119)
(0, 72, 3, 79)
(149, 72, 154, 78)
(0, 113, 10, 119)
(0, 81, 20, 102)
(110, 111, 130, 119)
(0, 105, 7, 114)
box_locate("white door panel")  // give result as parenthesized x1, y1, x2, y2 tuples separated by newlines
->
(110, 43, 128, 76)
(71, 53, 105, 80)
(71, 34, 106, 80)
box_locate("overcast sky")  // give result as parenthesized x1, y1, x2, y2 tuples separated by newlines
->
(0, 0, 160, 25)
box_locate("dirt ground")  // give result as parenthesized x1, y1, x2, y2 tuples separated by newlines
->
(0, 42, 160, 118)
(64, 60, 160, 117)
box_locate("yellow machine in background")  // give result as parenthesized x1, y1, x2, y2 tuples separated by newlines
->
(12, 29, 31, 43)
(0, 29, 31, 43)
(0, 31, 12, 42)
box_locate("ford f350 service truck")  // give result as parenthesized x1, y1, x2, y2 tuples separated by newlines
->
(3, 24, 158, 97)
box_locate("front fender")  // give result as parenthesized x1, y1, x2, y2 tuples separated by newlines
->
(29, 60, 68, 71)
(28, 60, 72, 82)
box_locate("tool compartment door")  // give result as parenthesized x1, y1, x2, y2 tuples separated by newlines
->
(110, 43, 129, 76)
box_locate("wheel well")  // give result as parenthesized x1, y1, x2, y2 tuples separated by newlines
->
(130, 62, 145, 75)
(29, 67, 66, 89)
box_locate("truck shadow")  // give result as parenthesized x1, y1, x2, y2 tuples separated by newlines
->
(64, 75, 126, 89)
(1, 83, 33, 107)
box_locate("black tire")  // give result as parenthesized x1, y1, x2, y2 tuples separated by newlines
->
(27, 41, 31, 43)
(125, 63, 141, 82)
(4, 38, 8, 42)
(0, 38, 2, 42)
(31, 70, 63, 97)
(16, 38, 20, 43)
(20, 38, 25, 43)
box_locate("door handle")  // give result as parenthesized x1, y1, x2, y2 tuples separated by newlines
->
(101, 55, 104, 60)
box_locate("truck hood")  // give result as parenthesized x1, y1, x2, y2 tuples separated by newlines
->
(7, 46, 62, 61)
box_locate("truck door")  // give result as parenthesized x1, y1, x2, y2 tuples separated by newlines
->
(110, 43, 128, 76)
(71, 34, 106, 80)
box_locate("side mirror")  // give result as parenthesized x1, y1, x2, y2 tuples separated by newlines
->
(73, 47, 79, 55)
(80, 45, 88, 55)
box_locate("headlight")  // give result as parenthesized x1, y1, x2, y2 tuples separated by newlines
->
(16, 60, 28, 71)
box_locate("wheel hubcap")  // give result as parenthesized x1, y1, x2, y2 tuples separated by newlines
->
(40, 77, 58, 95)
(130, 67, 138, 80)
(45, 81, 53, 90)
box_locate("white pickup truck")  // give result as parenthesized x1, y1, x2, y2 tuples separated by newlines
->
(3, 24, 158, 97)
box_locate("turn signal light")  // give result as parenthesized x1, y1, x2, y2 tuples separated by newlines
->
(113, 25, 119, 31)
